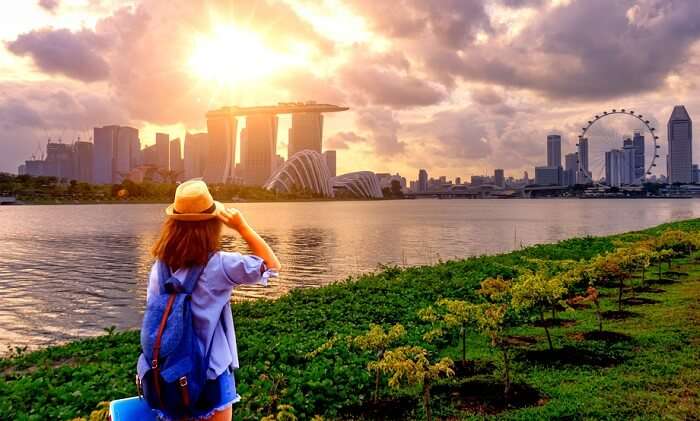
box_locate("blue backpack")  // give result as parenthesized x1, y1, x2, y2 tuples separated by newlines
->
(138, 259, 224, 417)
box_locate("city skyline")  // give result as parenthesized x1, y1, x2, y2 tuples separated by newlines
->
(3, 1, 700, 180)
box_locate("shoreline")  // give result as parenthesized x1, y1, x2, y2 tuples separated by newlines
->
(2, 218, 699, 419)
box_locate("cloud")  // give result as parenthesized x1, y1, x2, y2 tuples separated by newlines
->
(325, 131, 367, 149)
(355, 108, 405, 155)
(0, 98, 44, 129)
(38, 0, 60, 12)
(6, 28, 111, 82)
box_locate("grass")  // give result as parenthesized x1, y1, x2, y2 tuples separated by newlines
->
(0, 219, 699, 420)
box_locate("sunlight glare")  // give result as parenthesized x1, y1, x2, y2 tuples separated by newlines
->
(188, 25, 309, 87)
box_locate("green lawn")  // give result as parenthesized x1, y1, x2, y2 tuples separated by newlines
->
(1, 220, 699, 420)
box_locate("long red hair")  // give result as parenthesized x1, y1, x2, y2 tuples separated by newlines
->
(151, 218, 222, 270)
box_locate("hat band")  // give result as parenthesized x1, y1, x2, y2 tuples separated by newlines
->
(173, 202, 217, 215)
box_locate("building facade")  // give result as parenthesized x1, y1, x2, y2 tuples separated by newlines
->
(204, 114, 236, 183)
(155, 133, 170, 171)
(418, 169, 428, 192)
(323, 150, 336, 177)
(242, 114, 278, 186)
(288, 112, 323, 157)
(494, 169, 505, 188)
(170, 138, 184, 179)
(667, 105, 693, 184)
(73, 141, 93, 182)
(184, 132, 208, 180)
(534, 166, 561, 186)
(577, 137, 590, 184)
(547, 134, 562, 168)
(93, 125, 119, 184)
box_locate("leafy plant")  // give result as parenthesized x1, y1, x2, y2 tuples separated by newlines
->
(419, 299, 480, 365)
(367, 346, 453, 421)
(353, 324, 406, 401)
(511, 270, 568, 351)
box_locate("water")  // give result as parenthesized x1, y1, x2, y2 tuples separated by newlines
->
(1, 198, 699, 350)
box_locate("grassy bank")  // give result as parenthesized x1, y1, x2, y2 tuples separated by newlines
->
(1, 220, 699, 420)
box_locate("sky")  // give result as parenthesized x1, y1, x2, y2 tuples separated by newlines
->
(1, 0, 700, 181)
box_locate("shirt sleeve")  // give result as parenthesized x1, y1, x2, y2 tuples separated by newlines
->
(146, 263, 160, 302)
(220, 251, 277, 287)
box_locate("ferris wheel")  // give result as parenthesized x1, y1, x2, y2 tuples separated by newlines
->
(577, 109, 661, 184)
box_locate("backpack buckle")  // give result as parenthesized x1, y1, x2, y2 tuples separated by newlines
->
(135, 374, 144, 399)
(179, 376, 188, 387)
(151, 359, 158, 369)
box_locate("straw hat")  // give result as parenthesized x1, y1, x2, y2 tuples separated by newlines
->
(165, 179, 224, 221)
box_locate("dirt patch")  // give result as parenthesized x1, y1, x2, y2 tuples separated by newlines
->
(503, 335, 538, 347)
(433, 380, 545, 415)
(651, 278, 678, 285)
(602, 310, 640, 320)
(341, 396, 415, 420)
(632, 286, 666, 294)
(522, 345, 626, 367)
(532, 319, 577, 328)
(622, 297, 661, 306)
(452, 360, 496, 378)
(567, 332, 586, 342)
(665, 271, 688, 278)
(582, 331, 633, 343)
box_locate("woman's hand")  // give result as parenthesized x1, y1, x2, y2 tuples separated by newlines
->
(218, 207, 248, 232)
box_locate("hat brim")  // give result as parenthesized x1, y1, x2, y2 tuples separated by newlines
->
(165, 201, 224, 221)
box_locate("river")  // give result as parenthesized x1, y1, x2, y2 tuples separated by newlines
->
(1, 198, 699, 350)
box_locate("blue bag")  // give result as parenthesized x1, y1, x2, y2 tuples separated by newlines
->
(137, 259, 223, 418)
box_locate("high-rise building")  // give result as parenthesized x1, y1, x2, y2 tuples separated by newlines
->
(204, 114, 236, 183)
(494, 169, 505, 187)
(564, 152, 578, 186)
(43, 142, 74, 180)
(621, 141, 637, 185)
(577, 137, 590, 184)
(184, 132, 208, 180)
(93, 125, 119, 184)
(455, 177, 461, 185)
(632, 131, 645, 181)
(605, 149, 624, 187)
(170, 138, 184, 178)
(418, 169, 428, 192)
(547, 134, 562, 168)
(323, 150, 336, 177)
(535, 166, 562, 186)
(288, 112, 323, 157)
(73, 141, 93, 182)
(693, 164, 700, 184)
(142, 145, 158, 167)
(667, 105, 693, 184)
(155, 133, 170, 171)
(242, 114, 278, 186)
(114, 126, 139, 182)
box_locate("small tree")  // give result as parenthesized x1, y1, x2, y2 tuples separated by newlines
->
(353, 324, 406, 402)
(472, 303, 515, 400)
(368, 346, 454, 421)
(510, 270, 568, 351)
(419, 299, 480, 366)
(656, 230, 697, 271)
(571, 286, 603, 332)
(589, 250, 635, 312)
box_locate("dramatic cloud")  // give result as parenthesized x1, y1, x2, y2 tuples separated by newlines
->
(325, 131, 367, 150)
(7, 28, 110, 82)
(356, 108, 405, 155)
(38, 0, 60, 12)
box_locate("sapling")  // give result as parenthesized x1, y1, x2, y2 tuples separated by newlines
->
(571, 286, 602, 332)
(472, 303, 514, 400)
(418, 299, 480, 366)
(510, 270, 568, 351)
(353, 323, 406, 402)
(367, 346, 454, 421)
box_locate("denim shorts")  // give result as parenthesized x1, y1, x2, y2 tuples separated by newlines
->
(155, 370, 241, 421)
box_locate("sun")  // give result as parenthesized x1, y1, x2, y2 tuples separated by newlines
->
(188, 25, 309, 87)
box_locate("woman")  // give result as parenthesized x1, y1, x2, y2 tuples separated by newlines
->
(139, 179, 280, 420)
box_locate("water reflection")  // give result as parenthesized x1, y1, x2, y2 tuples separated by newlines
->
(1, 198, 700, 350)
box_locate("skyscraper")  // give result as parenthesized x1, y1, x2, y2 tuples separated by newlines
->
(621, 141, 637, 185)
(242, 114, 278, 186)
(323, 150, 336, 177)
(547, 134, 562, 168)
(418, 169, 428, 192)
(288, 112, 323, 157)
(142, 145, 158, 167)
(632, 131, 645, 181)
(170, 138, 184, 178)
(155, 133, 170, 171)
(577, 137, 589, 184)
(73, 141, 93, 183)
(93, 125, 119, 184)
(44, 142, 74, 180)
(204, 114, 236, 183)
(605, 149, 624, 187)
(564, 152, 578, 186)
(494, 169, 504, 187)
(667, 105, 693, 184)
(184, 132, 208, 180)
(114, 126, 139, 182)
